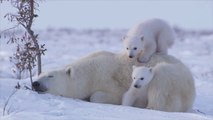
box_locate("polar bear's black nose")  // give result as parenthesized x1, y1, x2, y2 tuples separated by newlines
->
(32, 81, 40, 89)
(129, 56, 133, 58)
(134, 84, 139, 88)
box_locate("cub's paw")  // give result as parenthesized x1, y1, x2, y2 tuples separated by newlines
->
(137, 56, 150, 63)
(146, 106, 154, 110)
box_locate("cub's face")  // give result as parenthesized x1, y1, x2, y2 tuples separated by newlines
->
(131, 66, 153, 88)
(123, 36, 144, 59)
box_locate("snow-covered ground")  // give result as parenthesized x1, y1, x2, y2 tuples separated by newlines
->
(0, 28, 213, 120)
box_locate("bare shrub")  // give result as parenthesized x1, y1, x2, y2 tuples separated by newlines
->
(0, 0, 46, 89)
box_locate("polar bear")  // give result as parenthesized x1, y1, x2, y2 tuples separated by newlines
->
(123, 18, 175, 62)
(122, 63, 195, 112)
(33, 51, 195, 107)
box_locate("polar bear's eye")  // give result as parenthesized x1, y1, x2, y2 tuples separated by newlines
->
(133, 77, 136, 79)
(126, 48, 129, 50)
(133, 47, 137, 50)
(140, 77, 144, 80)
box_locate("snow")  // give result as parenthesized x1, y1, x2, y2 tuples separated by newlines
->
(0, 28, 213, 120)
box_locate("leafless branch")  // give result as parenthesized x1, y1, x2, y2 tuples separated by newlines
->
(3, 88, 18, 116)
(0, 24, 19, 35)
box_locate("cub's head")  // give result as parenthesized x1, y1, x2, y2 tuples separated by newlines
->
(32, 67, 72, 95)
(131, 65, 153, 88)
(122, 35, 144, 59)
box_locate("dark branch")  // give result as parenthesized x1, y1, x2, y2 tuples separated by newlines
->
(28, 0, 34, 28)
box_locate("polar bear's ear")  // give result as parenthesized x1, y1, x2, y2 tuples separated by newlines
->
(132, 65, 137, 70)
(65, 67, 71, 76)
(140, 36, 144, 41)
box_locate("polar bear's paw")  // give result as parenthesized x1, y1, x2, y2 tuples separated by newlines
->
(146, 106, 154, 110)
(90, 91, 116, 104)
(138, 56, 150, 63)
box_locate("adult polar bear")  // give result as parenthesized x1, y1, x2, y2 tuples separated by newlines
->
(33, 51, 195, 112)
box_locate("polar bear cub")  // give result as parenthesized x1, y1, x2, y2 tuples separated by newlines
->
(123, 19, 175, 62)
(122, 66, 152, 107)
(122, 63, 195, 112)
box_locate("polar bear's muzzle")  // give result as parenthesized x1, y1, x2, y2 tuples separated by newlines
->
(134, 84, 141, 88)
(33, 81, 48, 93)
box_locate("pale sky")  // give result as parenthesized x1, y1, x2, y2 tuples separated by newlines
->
(0, 0, 213, 30)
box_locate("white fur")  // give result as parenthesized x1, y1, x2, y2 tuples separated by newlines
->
(122, 63, 195, 112)
(35, 51, 194, 108)
(123, 18, 175, 62)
